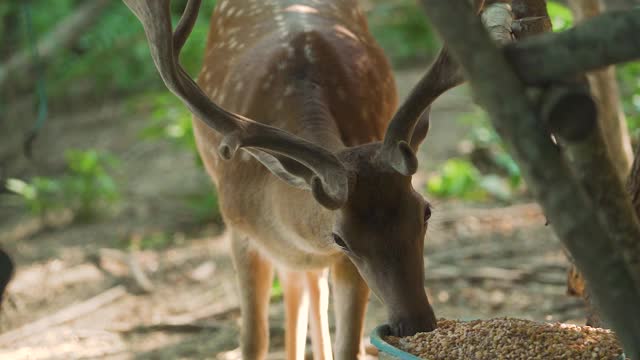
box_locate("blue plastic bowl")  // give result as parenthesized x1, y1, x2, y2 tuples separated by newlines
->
(370, 324, 626, 360)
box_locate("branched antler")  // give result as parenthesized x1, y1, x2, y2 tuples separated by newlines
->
(123, 0, 349, 209)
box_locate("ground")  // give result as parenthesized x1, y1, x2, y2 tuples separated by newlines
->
(0, 68, 586, 359)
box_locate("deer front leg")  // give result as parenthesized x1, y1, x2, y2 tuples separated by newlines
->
(279, 270, 310, 360)
(331, 256, 370, 360)
(306, 269, 333, 360)
(230, 231, 274, 360)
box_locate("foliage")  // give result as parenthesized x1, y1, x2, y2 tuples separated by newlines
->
(139, 92, 221, 224)
(366, 0, 440, 66)
(546, 1, 574, 31)
(271, 278, 284, 299)
(125, 231, 181, 251)
(1, 1, 217, 97)
(544, 2, 640, 141)
(618, 62, 640, 139)
(140, 92, 200, 164)
(7, 149, 119, 221)
(6, 177, 64, 216)
(185, 191, 221, 224)
(427, 159, 487, 200)
(466, 112, 522, 188)
(427, 110, 523, 202)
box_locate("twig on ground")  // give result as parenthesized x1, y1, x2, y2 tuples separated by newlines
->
(0, 285, 126, 346)
(113, 320, 232, 334)
(92, 248, 154, 294)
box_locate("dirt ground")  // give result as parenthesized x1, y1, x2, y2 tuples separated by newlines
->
(0, 68, 586, 359)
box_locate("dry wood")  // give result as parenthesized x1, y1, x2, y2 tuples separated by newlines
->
(427, 239, 555, 264)
(94, 248, 154, 294)
(8, 263, 103, 295)
(428, 266, 526, 282)
(433, 202, 543, 224)
(427, 265, 568, 285)
(113, 320, 231, 334)
(0, 285, 126, 346)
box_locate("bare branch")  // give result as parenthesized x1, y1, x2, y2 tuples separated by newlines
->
(505, 9, 640, 84)
(419, 0, 640, 355)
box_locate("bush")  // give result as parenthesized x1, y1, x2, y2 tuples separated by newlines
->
(7, 149, 120, 221)
(138, 92, 221, 224)
(366, 0, 440, 66)
(1, 1, 217, 98)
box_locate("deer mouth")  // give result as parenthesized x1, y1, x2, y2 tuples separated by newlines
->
(388, 308, 438, 337)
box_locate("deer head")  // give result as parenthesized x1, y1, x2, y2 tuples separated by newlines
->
(124, 0, 466, 336)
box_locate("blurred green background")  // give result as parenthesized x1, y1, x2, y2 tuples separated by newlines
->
(1, 0, 639, 228)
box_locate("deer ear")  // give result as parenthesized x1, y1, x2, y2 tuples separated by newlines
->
(245, 149, 348, 210)
(409, 110, 431, 152)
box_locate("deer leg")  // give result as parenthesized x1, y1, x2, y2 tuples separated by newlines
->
(331, 256, 370, 360)
(279, 269, 310, 360)
(306, 269, 333, 360)
(230, 231, 274, 360)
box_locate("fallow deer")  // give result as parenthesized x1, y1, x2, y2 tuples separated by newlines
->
(123, 0, 497, 358)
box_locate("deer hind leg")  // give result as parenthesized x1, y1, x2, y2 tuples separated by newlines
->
(331, 256, 370, 360)
(279, 269, 310, 360)
(230, 231, 274, 360)
(306, 269, 333, 360)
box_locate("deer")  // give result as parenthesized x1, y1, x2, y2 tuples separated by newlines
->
(123, 0, 497, 358)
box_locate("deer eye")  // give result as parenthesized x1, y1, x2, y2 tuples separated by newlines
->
(332, 233, 348, 250)
(424, 206, 432, 224)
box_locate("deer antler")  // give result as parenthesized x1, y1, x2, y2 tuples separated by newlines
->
(381, 46, 465, 175)
(122, 0, 348, 209)
(381, 0, 512, 176)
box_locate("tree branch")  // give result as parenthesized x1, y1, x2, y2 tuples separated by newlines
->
(0, 0, 112, 89)
(567, 0, 634, 179)
(511, 0, 552, 36)
(504, 9, 640, 84)
(629, 146, 640, 216)
(419, 0, 640, 356)
(558, 122, 640, 290)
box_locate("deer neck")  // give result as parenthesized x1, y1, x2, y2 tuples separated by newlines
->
(291, 80, 345, 152)
(268, 82, 344, 253)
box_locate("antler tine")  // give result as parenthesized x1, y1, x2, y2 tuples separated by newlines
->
(122, 0, 349, 208)
(382, 0, 513, 176)
(381, 47, 464, 175)
(173, 0, 201, 53)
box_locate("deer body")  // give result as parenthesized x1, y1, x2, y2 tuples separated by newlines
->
(195, 0, 396, 270)
(124, 0, 470, 359)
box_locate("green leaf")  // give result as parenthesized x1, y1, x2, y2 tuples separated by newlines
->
(547, 1, 573, 31)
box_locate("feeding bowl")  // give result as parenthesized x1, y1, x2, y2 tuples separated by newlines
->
(370, 322, 626, 360)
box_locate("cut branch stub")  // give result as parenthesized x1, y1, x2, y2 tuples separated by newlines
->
(511, 0, 553, 36)
(540, 84, 598, 142)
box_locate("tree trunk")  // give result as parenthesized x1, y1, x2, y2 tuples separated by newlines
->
(567, 0, 633, 179)
(563, 0, 635, 328)
(628, 146, 640, 216)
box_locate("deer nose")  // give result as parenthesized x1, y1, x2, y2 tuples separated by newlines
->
(389, 309, 438, 337)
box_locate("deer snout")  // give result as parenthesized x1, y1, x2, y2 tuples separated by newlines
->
(388, 300, 438, 337)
